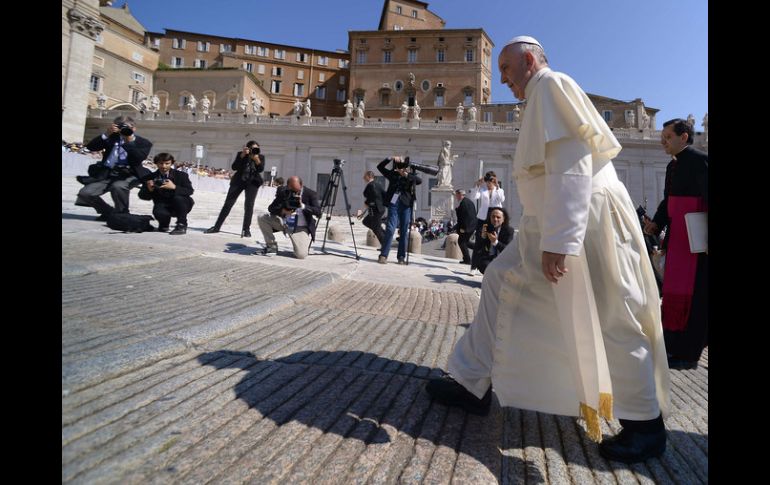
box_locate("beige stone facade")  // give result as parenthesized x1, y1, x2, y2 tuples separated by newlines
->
(62, 0, 103, 142)
(481, 96, 659, 129)
(152, 69, 270, 115)
(146, 29, 350, 117)
(349, 28, 494, 121)
(378, 0, 446, 31)
(90, 7, 159, 111)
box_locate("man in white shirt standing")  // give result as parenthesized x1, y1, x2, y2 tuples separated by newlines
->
(426, 35, 670, 464)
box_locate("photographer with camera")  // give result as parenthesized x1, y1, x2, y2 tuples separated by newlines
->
(472, 207, 513, 274)
(469, 170, 506, 274)
(75, 116, 153, 219)
(356, 170, 386, 246)
(376, 156, 424, 264)
(204, 140, 265, 237)
(137, 153, 194, 234)
(257, 176, 321, 259)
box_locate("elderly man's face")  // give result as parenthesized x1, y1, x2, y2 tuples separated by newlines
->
(499, 46, 531, 100)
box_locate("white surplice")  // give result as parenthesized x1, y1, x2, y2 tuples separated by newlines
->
(447, 68, 670, 441)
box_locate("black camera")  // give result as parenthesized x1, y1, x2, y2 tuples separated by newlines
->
(153, 176, 167, 187)
(251, 146, 261, 155)
(285, 193, 302, 210)
(117, 123, 134, 136)
(484, 174, 495, 182)
(333, 158, 345, 167)
(394, 157, 439, 176)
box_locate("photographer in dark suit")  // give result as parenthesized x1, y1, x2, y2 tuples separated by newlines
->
(377, 156, 423, 264)
(454, 189, 477, 265)
(356, 170, 386, 245)
(75, 115, 153, 219)
(472, 207, 514, 274)
(257, 176, 321, 259)
(137, 153, 194, 235)
(204, 140, 265, 237)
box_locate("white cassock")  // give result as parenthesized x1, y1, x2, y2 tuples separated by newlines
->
(447, 68, 670, 442)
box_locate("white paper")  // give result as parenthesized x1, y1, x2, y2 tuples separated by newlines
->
(685, 212, 708, 253)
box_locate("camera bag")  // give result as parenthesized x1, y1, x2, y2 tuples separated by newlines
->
(106, 212, 155, 233)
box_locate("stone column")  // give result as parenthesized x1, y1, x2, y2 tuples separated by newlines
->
(62, 4, 104, 142)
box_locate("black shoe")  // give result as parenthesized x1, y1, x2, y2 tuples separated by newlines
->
(599, 426, 666, 463)
(668, 358, 698, 370)
(204, 226, 220, 234)
(259, 245, 278, 255)
(425, 375, 492, 416)
(460, 259, 471, 264)
(157, 226, 169, 232)
(169, 224, 187, 235)
(397, 258, 406, 265)
(241, 229, 251, 238)
(95, 214, 109, 222)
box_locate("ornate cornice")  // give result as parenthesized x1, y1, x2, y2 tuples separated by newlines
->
(67, 8, 104, 41)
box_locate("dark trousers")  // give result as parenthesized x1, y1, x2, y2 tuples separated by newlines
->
(470, 218, 487, 269)
(457, 230, 473, 263)
(153, 196, 194, 227)
(363, 210, 386, 245)
(213, 182, 259, 231)
(75, 175, 137, 215)
(381, 200, 412, 260)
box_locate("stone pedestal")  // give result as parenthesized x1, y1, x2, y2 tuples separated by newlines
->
(444, 233, 462, 259)
(366, 229, 380, 248)
(408, 229, 422, 254)
(327, 224, 345, 242)
(430, 186, 455, 222)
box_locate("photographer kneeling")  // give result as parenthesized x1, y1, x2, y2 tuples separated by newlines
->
(472, 207, 513, 274)
(75, 115, 153, 219)
(377, 156, 423, 264)
(138, 153, 195, 234)
(257, 176, 321, 258)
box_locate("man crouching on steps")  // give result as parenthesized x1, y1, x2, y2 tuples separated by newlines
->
(257, 176, 321, 258)
(138, 153, 194, 234)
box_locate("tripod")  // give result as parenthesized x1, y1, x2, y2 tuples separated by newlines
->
(318, 161, 360, 260)
(405, 177, 418, 265)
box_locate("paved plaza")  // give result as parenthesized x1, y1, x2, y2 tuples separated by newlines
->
(62, 155, 707, 484)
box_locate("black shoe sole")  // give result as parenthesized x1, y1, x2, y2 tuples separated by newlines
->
(599, 443, 666, 463)
(425, 381, 491, 416)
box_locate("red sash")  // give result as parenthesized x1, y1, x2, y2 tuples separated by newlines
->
(661, 196, 706, 331)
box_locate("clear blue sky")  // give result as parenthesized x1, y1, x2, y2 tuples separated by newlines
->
(120, 0, 708, 126)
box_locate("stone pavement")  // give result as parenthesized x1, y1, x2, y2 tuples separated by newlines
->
(62, 157, 707, 484)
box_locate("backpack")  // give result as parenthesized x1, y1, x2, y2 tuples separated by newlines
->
(106, 213, 155, 233)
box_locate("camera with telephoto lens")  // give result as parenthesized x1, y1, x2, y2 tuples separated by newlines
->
(285, 192, 302, 210)
(394, 156, 439, 176)
(117, 123, 134, 136)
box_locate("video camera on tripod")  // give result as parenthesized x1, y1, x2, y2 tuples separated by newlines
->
(392, 156, 439, 176)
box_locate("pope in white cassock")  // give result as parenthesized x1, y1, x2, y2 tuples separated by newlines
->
(426, 36, 671, 464)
